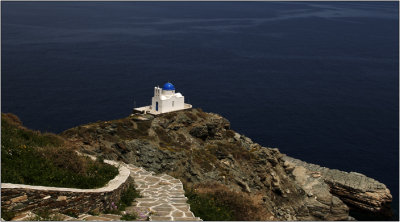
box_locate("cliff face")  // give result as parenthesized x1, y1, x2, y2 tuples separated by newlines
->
(60, 108, 391, 220)
(283, 156, 393, 219)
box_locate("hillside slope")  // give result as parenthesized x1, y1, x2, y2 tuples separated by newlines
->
(61, 108, 359, 220)
(1, 113, 118, 189)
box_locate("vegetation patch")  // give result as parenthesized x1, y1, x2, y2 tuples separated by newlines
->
(104, 184, 141, 214)
(158, 142, 181, 152)
(31, 207, 64, 221)
(63, 210, 79, 218)
(195, 108, 208, 119)
(210, 142, 255, 161)
(154, 126, 188, 150)
(1, 113, 119, 189)
(121, 213, 137, 220)
(185, 112, 198, 121)
(61, 117, 152, 142)
(154, 126, 173, 144)
(1, 207, 15, 221)
(119, 184, 141, 210)
(177, 133, 190, 147)
(186, 183, 271, 221)
(103, 184, 147, 221)
(186, 187, 233, 221)
(118, 119, 151, 140)
(192, 148, 217, 172)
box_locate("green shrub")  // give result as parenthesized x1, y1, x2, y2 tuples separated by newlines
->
(33, 208, 52, 221)
(118, 185, 141, 211)
(121, 213, 137, 221)
(1, 114, 63, 148)
(63, 210, 79, 218)
(103, 185, 141, 215)
(1, 207, 15, 221)
(1, 114, 119, 189)
(186, 189, 233, 221)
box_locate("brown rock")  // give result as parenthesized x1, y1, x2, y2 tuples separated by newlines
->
(57, 196, 67, 201)
(284, 155, 393, 217)
(11, 211, 36, 221)
(10, 195, 28, 203)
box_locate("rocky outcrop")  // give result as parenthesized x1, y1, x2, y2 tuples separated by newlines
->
(60, 108, 392, 220)
(288, 165, 350, 220)
(283, 156, 392, 218)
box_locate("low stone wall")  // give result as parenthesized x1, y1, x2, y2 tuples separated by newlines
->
(1, 160, 131, 216)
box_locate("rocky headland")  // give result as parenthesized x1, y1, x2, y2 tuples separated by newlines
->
(59, 108, 393, 220)
(283, 156, 393, 219)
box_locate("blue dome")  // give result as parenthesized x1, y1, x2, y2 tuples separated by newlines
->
(162, 82, 175, 90)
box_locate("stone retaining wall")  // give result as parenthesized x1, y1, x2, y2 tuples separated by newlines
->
(1, 160, 131, 216)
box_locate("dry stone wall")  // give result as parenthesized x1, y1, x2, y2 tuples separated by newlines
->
(1, 160, 131, 216)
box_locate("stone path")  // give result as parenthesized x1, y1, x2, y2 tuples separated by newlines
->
(8, 162, 201, 221)
(126, 164, 201, 221)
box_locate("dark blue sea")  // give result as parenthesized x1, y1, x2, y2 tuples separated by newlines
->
(2, 2, 398, 219)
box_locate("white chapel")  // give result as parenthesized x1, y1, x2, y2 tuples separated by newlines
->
(134, 82, 192, 115)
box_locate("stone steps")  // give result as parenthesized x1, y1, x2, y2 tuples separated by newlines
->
(98, 214, 123, 220)
(127, 164, 202, 221)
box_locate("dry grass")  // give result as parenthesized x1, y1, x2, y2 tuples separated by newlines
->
(208, 142, 255, 161)
(187, 183, 273, 221)
(61, 117, 152, 143)
(194, 108, 208, 119)
(2, 113, 23, 126)
(185, 112, 198, 121)
(192, 148, 218, 172)
(161, 112, 177, 119)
